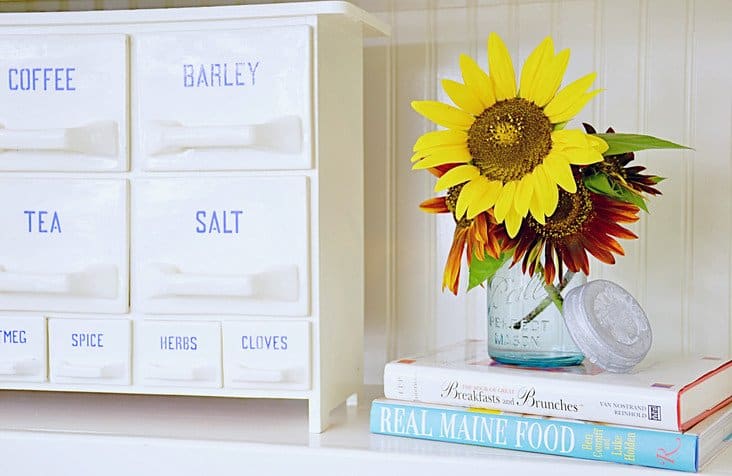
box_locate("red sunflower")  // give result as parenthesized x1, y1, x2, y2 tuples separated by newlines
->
(420, 175, 507, 294)
(509, 180, 640, 284)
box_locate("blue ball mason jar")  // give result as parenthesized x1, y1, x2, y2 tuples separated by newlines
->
(486, 261, 585, 367)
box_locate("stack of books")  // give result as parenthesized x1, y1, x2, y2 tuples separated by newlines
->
(370, 340, 732, 472)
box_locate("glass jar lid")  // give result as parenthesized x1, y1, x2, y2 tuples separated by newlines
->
(563, 279, 652, 373)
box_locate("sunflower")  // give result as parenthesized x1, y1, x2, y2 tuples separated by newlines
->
(582, 124, 664, 196)
(509, 179, 640, 285)
(411, 33, 608, 238)
(420, 183, 506, 295)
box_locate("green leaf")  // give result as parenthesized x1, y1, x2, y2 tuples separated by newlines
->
(596, 133, 690, 156)
(468, 252, 511, 291)
(553, 121, 568, 131)
(584, 173, 648, 212)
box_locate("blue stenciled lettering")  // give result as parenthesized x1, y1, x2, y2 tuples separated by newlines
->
(182, 62, 261, 88)
(8, 67, 75, 91)
(0, 330, 27, 344)
(24, 210, 62, 233)
(195, 210, 243, 234)
(241, 335, 288, 351)
(71, 333, 104, 348)
(159, 336, 198, 351)
(183, 64, 194, 87)
(248, 61, 259, 85)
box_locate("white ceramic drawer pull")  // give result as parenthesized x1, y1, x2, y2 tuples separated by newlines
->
(146, 363, 216, 382)
(146, 116, 301, 155)
(0, 121, 117, 156)
(233, 366, 290, 383)
(0, 264, 118, 298)
(146, 263, 298, 301)
(0, 358, 39, 376)
(55, 360, 125, 379)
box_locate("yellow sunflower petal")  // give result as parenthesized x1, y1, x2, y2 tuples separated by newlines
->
(504, 208, 523, 238)
(548, 89, 603, 124)
(544, 153, 577, 193)
(411, 100, 475, 130)
(531, 49, 570, 107)
(543, 71, 598, 121)
(413, 129, 468, 152)
(488, 33, 516, 100)
(455, 177, 489, 218)
(529, 190, 546, 225)
(493, 180, 517, 222)
(412, 147, 472, 169)
(441, 79, 485, 116)
(519, 36, 554, 102)
(467, 180, 502, 219)
(434, 164, 481, 191)
(513, 173, 535, 217)
(535, 164, 559, 216)
(551, 129, 590, 149)
(459, 54, 496, 108)
(558, 147, 603, 166)
(586, 134, 609, 154)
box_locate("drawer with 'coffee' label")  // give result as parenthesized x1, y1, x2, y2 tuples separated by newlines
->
(0, 34, 128, 171)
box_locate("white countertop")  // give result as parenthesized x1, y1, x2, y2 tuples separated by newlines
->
(0, 387, 730, 476)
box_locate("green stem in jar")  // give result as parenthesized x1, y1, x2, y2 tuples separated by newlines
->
(511, 270, 576, 329)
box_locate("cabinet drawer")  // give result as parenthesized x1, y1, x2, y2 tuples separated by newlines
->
(0, 316, 46, 382)
(132, 177, 310, 316)
(223, 320, 310, 390)
(136, 320, 222, 388)
(0, 179, 129, 313)
(133, 26, 312, 171)
(48, 318, 131, 385)
(0, 34, 128, 171)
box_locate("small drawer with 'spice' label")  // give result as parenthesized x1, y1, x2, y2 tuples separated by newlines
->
(49, 318, 131, 385)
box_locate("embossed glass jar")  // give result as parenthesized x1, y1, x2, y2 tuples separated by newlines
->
(486, 261, 585, 367)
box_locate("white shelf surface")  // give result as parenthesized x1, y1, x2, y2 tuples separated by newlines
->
(0, 386, 730, 476)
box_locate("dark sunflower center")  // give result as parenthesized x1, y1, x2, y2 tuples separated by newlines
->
(446, 184, 471, 227)
(529, 185, 592, 239)
(467, 98, 553, 182)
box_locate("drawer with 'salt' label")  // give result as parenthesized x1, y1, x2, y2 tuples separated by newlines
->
(0, 34, 128, 171)
(133, 26, 311, 171)
(0, 316, 46, 382)
(132, 177, 309, 316)
(49, 318, 131, 385)
(0, 179, 129, 314)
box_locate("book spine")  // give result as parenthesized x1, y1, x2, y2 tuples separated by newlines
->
(384, 362, 680, 431)
(370, 400, 699, 472)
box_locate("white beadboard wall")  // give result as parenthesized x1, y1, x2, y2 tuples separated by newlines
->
(1, 0, 731, 385)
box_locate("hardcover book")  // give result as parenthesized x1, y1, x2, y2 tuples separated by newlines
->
(370, 398, 732, 472)
(383, 340, 732, 431)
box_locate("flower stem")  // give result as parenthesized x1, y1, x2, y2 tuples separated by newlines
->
(511, 270, 576, 329)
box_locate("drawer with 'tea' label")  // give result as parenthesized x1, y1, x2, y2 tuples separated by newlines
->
(0, 179, 129, 314)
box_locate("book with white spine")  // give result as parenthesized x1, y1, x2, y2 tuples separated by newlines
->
(383, 340, 732, 431)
